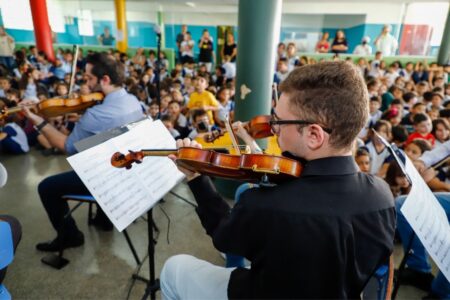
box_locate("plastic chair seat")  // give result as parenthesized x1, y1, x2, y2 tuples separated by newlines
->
(0, 222, 14, 300)
(0, 284, 11, 300)
(62, 195, 96, 202)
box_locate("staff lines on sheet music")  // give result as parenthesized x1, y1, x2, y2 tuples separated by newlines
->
(87, 169, 122, 188)
(109, 188, 143, 213)
(81, 158, 111, 174)
(102, 177, 136, 207)
(139, 163, 174, 192)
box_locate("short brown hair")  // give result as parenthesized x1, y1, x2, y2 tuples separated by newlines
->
(86, 52, 125, 87)
(279, 61, 369, 149)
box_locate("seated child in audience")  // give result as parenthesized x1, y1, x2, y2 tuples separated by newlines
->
(0, 100, 29, 154)
(427, 107, 440, 121)
(147, 101, 159, 120)
(439, 108, 450, 125)
(160, 94, 173, 116)
(187, 75, 219, 125)
(188, 109, 219, 140)
(365, 120, 392, 177)
(432, 118, 450, 146)
(5, 89, 19, 105)
(403, 138, 450, 191)
(402, 92, 418, 112)
(167, 100, 189, 138)
(360, 96, 382, 140)
(392, 125, 409, 149)
(401, 102, 426, 133)
(161, 114, 181, 140)
(384, 161, 411, 197)
(214, 87, 235, 127)
(430, 92, 444, 110)
(406, 113, 435, 146)
(0, 77, 12, 98)
(381, 107, 402, 127)
(355, 148, 371, 173)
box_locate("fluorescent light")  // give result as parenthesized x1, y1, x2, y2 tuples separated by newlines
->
(185, 2, 196, 8)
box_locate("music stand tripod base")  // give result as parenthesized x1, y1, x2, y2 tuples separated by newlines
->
(41, 254, 70, 269)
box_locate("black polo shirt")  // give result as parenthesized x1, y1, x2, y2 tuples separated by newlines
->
(188, 156, 396, 299)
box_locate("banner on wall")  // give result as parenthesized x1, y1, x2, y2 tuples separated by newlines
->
(399, 24, 433, 56)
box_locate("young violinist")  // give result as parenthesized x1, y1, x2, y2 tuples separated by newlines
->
(21, 52, 144, 251)
(160, 61, 396, 299)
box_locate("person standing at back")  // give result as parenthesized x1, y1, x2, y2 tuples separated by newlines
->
(198, 29, 214, 73)
(176, 25, 188, 63)
(374, 25, 398, 56)
(21, 52, 144, 251)
(0, 26, 15, 70)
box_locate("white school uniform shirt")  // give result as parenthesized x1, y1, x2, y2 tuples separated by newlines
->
(366, 141, 391, 175)
(4, 122, 29, 152)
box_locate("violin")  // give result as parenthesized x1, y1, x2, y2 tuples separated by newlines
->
(111, 147, 302, 183)
(0, 93, 104, 119)
(204, 115, 273, 143)
(246, 115, 272, 139)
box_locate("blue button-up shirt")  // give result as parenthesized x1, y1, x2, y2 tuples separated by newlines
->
(65, 88, 144, 154)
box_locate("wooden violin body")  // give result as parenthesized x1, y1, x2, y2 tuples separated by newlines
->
(38, 92, 104, 117)
(111, 147, 302, 183)
(0, 92, 104, 119)
(246, 115, 272, 139)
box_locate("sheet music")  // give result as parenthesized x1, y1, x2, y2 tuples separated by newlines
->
(372, 129, 450, 280)
(67, 120, 185, 232)
(401, 156, 450, 281)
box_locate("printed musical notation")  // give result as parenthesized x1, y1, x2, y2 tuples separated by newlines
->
(401, 156, 450, 281)
(67, 120, 185, 232)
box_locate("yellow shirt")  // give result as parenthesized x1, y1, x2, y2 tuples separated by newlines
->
(195, 132, 281, 156)
(187, 90, 219, 124)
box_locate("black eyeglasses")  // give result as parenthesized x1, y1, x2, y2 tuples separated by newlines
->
(269, 113, 333, 135)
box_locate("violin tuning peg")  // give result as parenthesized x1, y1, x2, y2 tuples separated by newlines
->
(118, 154, 125, 160)
(135, 160, 142, 164)
(126, 165, 132, 170)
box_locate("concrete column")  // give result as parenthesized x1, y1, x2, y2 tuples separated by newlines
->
(157, 11, 166, 49)
(114, 0, 128, 53)
(235, 0, 282, 148)
(437, 7, 450, 65)
(214, 0, 282, 198)
(29, 0, 55, 62)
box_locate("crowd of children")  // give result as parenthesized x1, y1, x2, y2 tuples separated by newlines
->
(1, 42, 450, 201)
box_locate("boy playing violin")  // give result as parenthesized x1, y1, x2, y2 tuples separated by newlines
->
(160, 61, 396, 299)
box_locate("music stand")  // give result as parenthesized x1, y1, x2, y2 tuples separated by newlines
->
(131, 26, 164, 300)
(132, 209, 160, 300)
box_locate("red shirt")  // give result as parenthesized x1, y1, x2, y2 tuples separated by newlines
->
(406, 132, 435, 146)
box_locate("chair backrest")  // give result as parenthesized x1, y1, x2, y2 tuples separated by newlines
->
(0, 222, 14, 269)
(384, 255, 394, 300)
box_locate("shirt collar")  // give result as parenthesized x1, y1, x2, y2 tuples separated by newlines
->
(301, 156, 359, 177)
(104, 88, 126, 104)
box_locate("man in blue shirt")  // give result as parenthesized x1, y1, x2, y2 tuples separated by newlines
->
(23, 52, 144, 252)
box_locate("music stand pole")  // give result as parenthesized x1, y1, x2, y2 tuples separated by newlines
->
(132, 208, 159, 300)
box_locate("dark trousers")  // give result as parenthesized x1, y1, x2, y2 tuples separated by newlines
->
(0, 215, 22, 284)
(38, 170, 90, 237)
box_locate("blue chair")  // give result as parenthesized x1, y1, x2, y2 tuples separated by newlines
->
(363, 255, 394, 300)
(0, 222, 14, 300)
(41, 194, 141, 269)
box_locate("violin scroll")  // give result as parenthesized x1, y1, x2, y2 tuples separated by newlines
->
(203, 129, 224, 143)
(111, 150, 144, 169)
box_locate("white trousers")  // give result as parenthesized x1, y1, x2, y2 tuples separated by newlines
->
(160, 254, 235, 300)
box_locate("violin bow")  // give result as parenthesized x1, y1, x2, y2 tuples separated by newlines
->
(68, 45, 79, 97)
(224, 115, 241, 154)
(273, 82, 279, 105)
